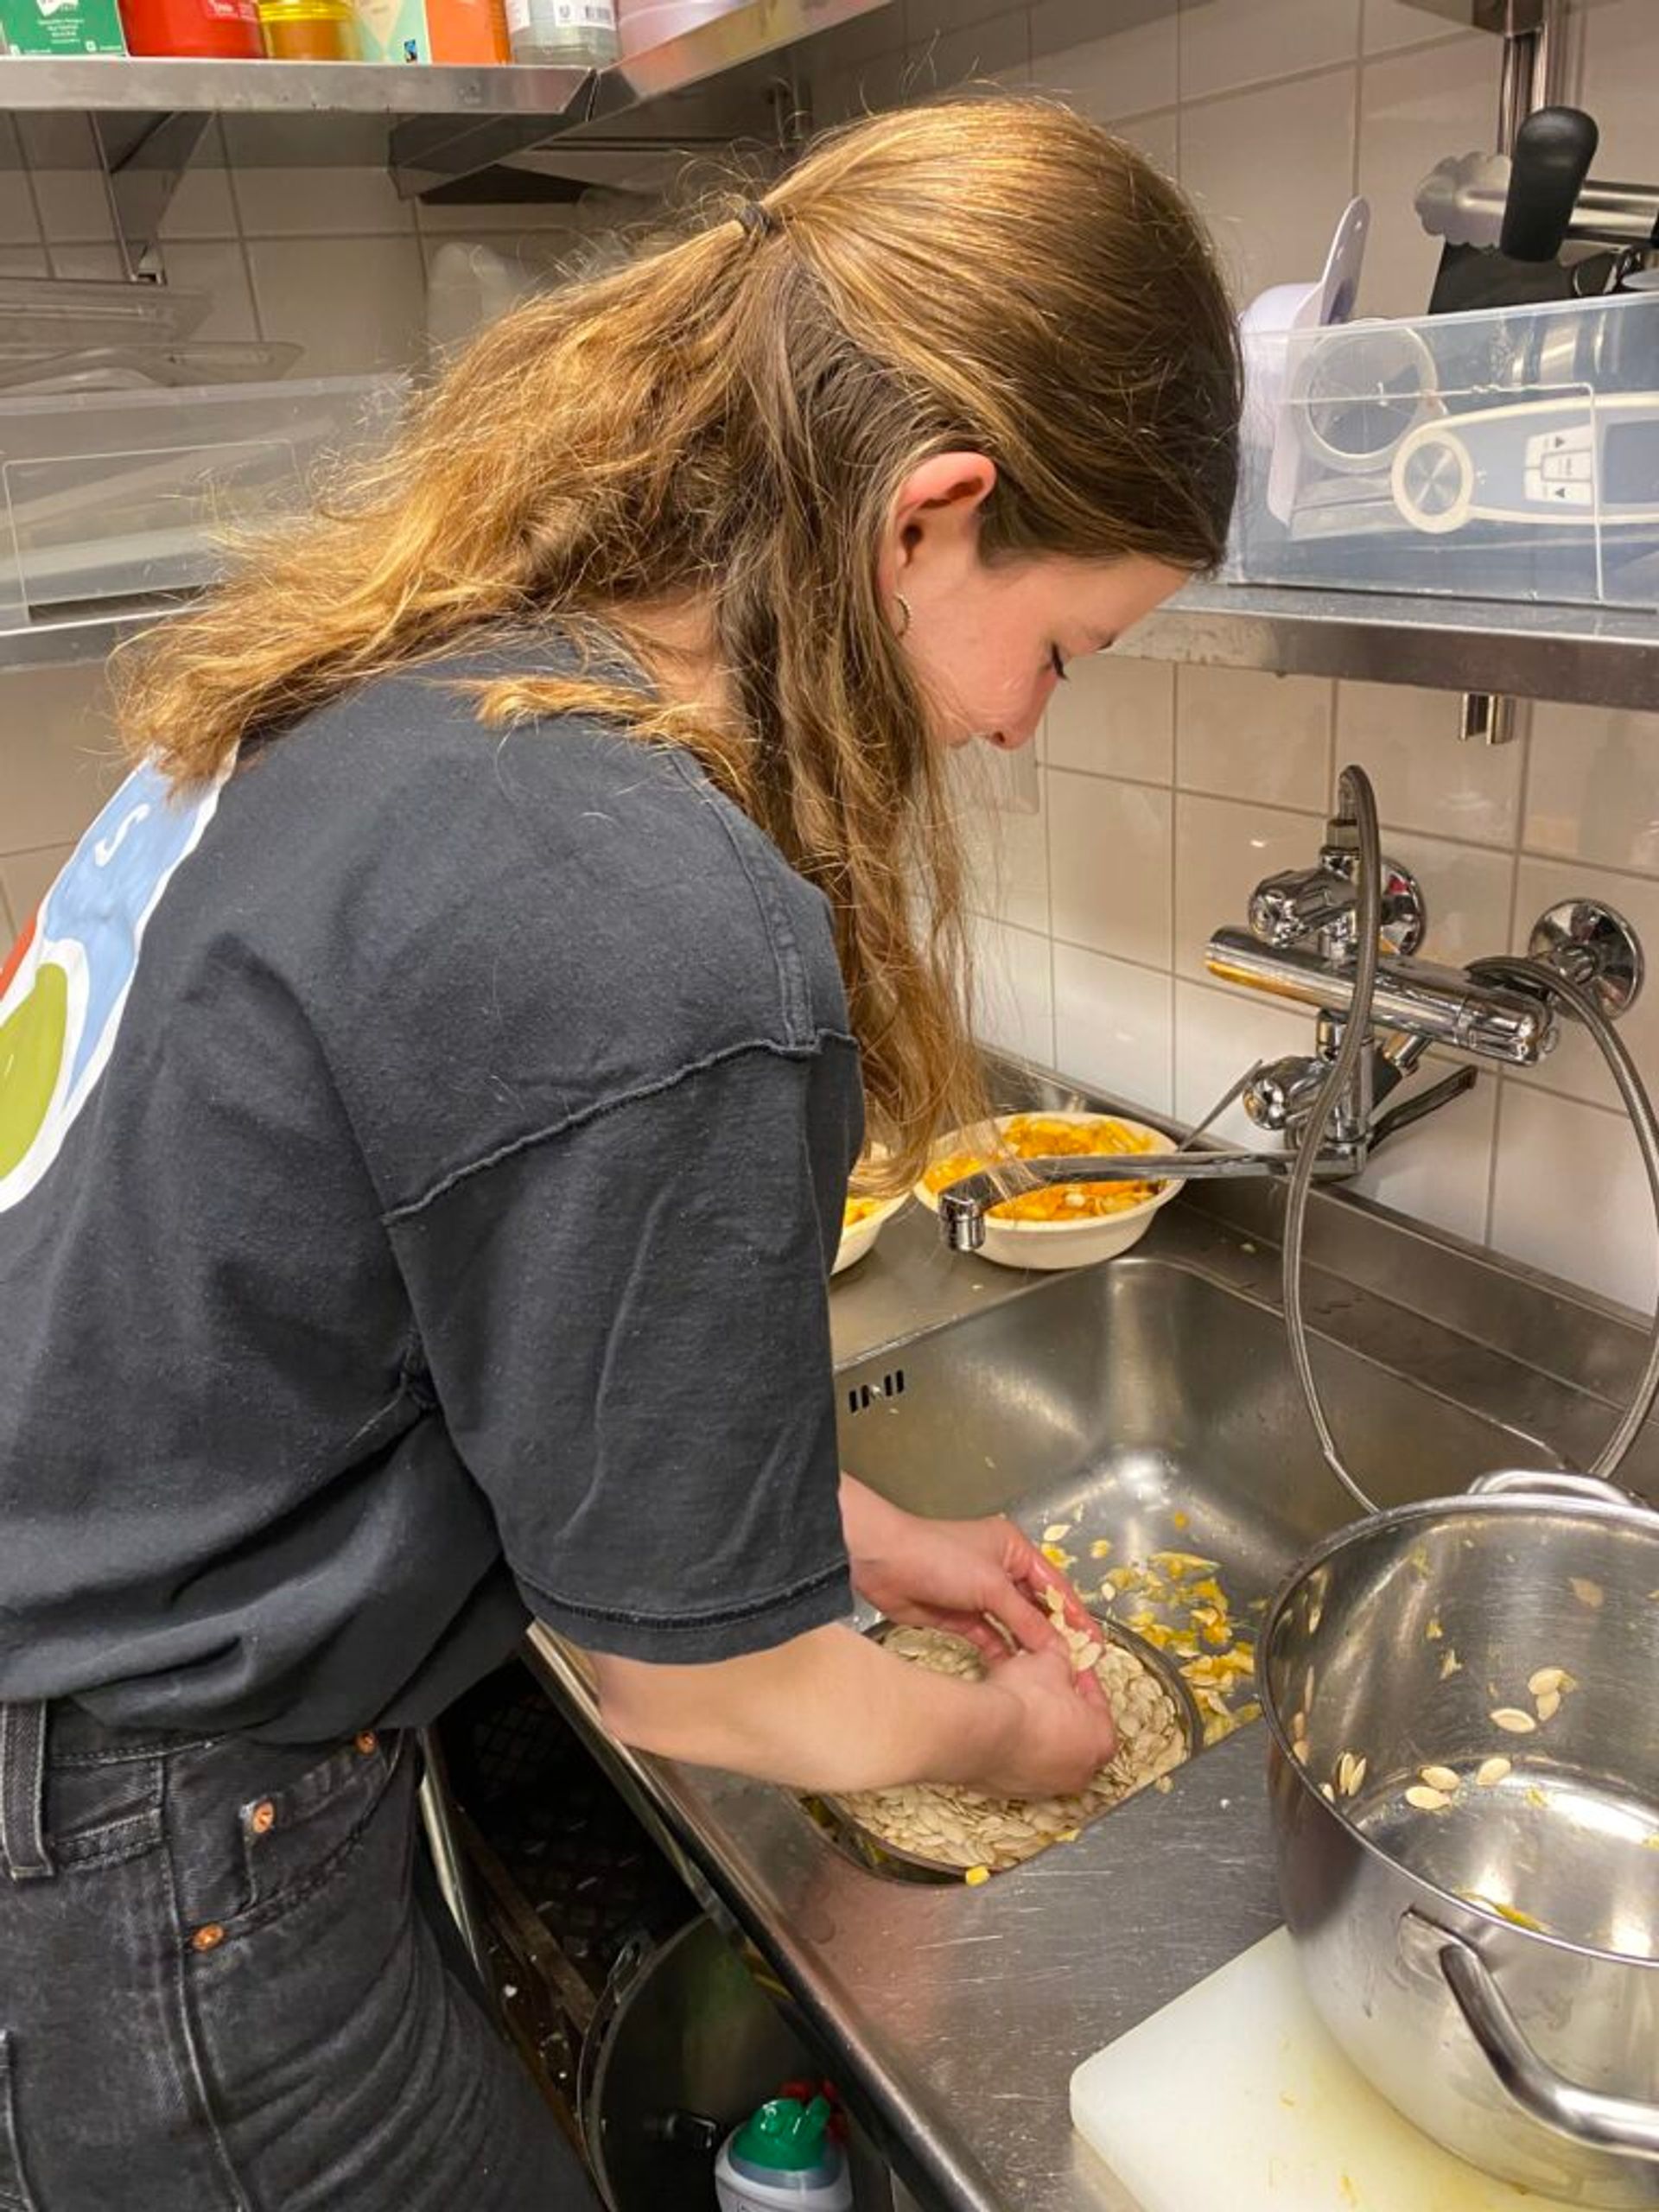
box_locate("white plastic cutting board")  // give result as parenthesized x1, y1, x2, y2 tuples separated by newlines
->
(1071, 1929, 1581, 2212)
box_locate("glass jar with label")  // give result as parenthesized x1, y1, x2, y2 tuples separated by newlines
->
(505, 0, 613, 62)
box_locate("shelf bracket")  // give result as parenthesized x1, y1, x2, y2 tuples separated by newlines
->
(91, 109, 213, 281)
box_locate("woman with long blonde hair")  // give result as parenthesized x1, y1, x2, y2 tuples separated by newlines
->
(0, 95, 1238, 2208)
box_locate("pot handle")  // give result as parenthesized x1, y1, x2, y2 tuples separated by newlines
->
(1435, 1930, 1659, 2161)
(1469, 1469, 1644, 1510)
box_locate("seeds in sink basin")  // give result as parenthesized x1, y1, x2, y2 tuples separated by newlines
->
(1535, 1689, 1562, 1722)
(1426, 1617, 1444, 1641)
(1529, 1666, 1576, 1699)
(1571, 1577, 1605, 1610)
(1406, 1784, 1452, 1812)
(1337, 1751, 1367, 1797)
(1490, 1707, 1538, 1734)
(1475, 1756, 1512, 1787)
(1042, 1522, 1073, 1543)
(1440, 1649, 1462, 1680)
(1420, 1764, 1461, 1794)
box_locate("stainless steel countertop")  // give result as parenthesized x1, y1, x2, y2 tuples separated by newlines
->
(524, 1141, 1659, 2212)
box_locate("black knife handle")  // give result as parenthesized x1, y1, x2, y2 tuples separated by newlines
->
(1500, 106, 1600, 262)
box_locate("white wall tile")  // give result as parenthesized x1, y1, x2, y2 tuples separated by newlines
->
(1174, 791, 1321, 980)
(0, 130, 41, 251)
(905, 0, 1009, 43)
(1379, 824, 1513, 967)
(43, 244, 128, 283)
(1053, 943, 1174, 1118)
(1349, 1051, 1497, 1243)
(1336, 681, 1524, 847)
(0, 665, 119, 851)
(1028, 12, 1179, 118)
(958, 755, 1051, 936)
(0, 248, 48, 278)
(232, 167, 415, 239)
(246, 237, 428, 374)
(1049, 770, 1173, 968)
(906, 10, 1028, 87)
(1180, 67, 1359, 302)
(812, 40, 912, 121)
(28, 165, 116, 250)
(1354, 32, 1499, 321)
(159, 128, 238, 242)
(1508, 856, 1659, 1116)
(1491, 1083, 1656, 1313)
(1363, 0, 1479, 54)
(157, 239, 263, 344)
(1525, 702, 1659, 878)
(1046, 654, 1174, 784)
(1173, 976, 1311, 1141)
(1109, 108, 1179, 175)
(1175, 665, 1332, 810)
(0, 843, 73, 930)
(972, 918, 1055, 1069)
(1578, 0, 1659, 187)
(415, 197, 590, 238)
(1179, 0, 1359, 102)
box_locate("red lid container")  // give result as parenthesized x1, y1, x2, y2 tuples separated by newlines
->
(118, 0, 262, 54)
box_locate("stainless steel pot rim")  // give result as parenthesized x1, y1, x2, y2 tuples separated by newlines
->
(1262, 1482, 1659, 1974)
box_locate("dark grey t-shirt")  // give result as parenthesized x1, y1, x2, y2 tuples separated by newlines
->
(0, 645, 862, 1741)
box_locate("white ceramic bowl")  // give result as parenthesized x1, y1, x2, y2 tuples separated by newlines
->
(912, 1111, 1183, 1272)
(832, 1190, 910, 1276)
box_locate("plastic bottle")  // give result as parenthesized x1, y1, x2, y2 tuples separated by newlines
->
(504, 0, 613, 64)
(615, 0, 729, 60)
(714, 2096, 855, 2212)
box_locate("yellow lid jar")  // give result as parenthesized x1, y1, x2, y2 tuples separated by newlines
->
(257, 0, 359, 58)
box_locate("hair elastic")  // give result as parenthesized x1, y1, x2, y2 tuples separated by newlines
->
(736, 200, 780, 240)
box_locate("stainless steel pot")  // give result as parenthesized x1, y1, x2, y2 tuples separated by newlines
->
(1262, 1471, 1659, 2206)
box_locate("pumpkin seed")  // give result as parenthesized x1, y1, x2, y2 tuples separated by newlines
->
(1490, 1708, 1537, 1734)
(1420, 1764, 1461, 1794)
(1475, 1757, 1512, 1787)
(1406, 1784, 1452, 1811)
(1535, 1689, 1562, 1722)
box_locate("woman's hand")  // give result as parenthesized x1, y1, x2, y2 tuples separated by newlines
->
(839, 1472, 1096, 1667)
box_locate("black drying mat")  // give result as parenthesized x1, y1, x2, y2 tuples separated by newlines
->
(438, 1657, 692, 1996)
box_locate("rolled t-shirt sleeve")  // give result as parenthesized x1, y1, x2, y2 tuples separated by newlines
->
(385, 1039, 861, 1662)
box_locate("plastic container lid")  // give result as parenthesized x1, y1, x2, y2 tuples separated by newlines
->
(729, 2097, 840, 2180)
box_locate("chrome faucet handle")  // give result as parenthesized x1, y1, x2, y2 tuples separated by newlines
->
(1243, 1054, 1329, 1135)
(1249, 851, 1427, 959)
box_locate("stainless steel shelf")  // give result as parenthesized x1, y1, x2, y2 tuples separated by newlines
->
(10, 582, 1659, 709)
(1122, 582, 1659, 712)
(0, 54, 594, 113)
(0, 604, 183, 670)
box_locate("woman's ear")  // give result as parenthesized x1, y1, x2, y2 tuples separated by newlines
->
(878, 451, 999, 601)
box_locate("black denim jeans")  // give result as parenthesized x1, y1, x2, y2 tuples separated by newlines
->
(0, 1701, 598, 2210)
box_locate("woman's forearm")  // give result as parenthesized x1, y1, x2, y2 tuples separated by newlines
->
(587, 1622, 1020, 1795)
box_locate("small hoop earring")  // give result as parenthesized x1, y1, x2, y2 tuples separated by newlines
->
(893, 592, 912, 640)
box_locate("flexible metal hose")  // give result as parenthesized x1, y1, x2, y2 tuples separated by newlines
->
(1467, 955, 1659, 1482)
(1279, 771, 1659, 1513)
(1280, 766, 1386, 1515)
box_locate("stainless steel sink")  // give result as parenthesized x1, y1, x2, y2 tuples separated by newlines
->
(836, 1253, 1558, 1720)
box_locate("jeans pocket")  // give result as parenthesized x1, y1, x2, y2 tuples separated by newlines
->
(236, 1731, 406, 1926)
(0, 2035, 41, 2212)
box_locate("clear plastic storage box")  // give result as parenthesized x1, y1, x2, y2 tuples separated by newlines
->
(1226, 291, 1659, 610)
(0, 372, 407, 630)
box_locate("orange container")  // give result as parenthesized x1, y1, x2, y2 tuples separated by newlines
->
(423, 0, 507, 60)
